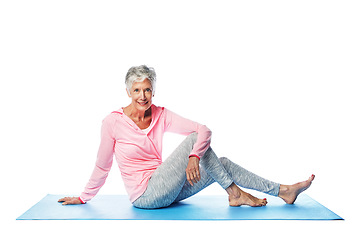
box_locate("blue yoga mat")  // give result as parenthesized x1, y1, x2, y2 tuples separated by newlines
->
(17, 194, 342, 220)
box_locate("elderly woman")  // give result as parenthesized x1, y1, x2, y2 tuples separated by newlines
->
(59, 65, 315, 209)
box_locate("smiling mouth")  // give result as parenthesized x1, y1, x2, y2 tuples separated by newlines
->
(138, 101, 148, 106)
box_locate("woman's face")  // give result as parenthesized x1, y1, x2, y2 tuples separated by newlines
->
(127, 78, 153, 111)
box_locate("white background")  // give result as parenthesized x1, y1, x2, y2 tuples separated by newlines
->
(1, 0, 359, 239)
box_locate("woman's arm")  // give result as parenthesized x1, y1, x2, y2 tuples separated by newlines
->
(164, 108, 212, 185)
(58, 114, 116, 205)
(164, 108, 212, 159)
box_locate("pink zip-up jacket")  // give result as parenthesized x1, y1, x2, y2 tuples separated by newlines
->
(79, 105, 212, 203)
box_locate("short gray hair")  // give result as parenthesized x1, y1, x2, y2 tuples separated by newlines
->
(125, 65, 156, 94)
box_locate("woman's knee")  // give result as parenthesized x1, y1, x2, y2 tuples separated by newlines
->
(186, 132, 198, 144)
(219, 157, 229, 164)
(178, 132, 198, 150)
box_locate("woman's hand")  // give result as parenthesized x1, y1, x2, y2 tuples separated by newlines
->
(186, 156, 200, 186)
(58, 197, 83, 205)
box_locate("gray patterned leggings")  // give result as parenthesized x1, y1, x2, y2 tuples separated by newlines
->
(132, 133, 280, 209)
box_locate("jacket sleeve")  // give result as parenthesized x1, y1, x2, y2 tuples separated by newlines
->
(79, 114, 116, 203)
(163, 108, 212, 159)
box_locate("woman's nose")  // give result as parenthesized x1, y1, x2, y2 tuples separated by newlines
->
(140, 90, 146, 99)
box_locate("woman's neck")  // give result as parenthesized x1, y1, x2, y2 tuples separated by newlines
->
(124, 104, 152, 122)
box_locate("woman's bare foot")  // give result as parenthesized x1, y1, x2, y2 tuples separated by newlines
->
(226, 183, 267, 207)
(278, 174, 315, 204)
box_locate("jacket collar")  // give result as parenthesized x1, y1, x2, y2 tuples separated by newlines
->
(114, 104, 164, 134)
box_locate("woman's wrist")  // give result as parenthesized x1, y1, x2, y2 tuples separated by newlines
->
(78, 197, 85, 204)
(189, 154, 200, 160)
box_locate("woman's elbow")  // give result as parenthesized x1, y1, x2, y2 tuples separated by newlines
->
(200, 125, 212, 138)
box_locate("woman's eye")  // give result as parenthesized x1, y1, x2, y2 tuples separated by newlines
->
(134, 89, 139, 92)
(146, 88, 151, 92)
